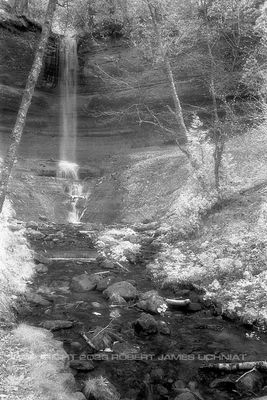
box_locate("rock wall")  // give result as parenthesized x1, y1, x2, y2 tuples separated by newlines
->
(0, 11, 207, 163)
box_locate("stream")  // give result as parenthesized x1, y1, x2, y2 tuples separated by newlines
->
(19, 222, 267, 400)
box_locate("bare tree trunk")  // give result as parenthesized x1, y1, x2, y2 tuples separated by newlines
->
(146, 0, 189, 146)
(0, 0, 57, 214)
(164, 58, 189, 143)
(206, 27, 225, 194)
(146, 1, 206, 177)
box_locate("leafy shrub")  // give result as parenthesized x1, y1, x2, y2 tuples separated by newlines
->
(96, 227, 141, 263)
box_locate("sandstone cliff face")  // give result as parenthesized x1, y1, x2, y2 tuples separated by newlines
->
(0, 12, 207, 162)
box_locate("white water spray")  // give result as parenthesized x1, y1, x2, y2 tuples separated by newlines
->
(58, 160, 79, 180)
(58, 35, 87, 224)
(58, 160, 84, 224)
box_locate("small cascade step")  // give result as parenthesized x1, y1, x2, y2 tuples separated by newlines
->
(47, 249, 98, 261)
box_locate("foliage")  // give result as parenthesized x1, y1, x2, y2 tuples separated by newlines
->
(0, 201, 34, 321)
(84, 376, 120, 400)
(0, 323, 75, 400)
(148, 187, 267, 327)
(155, 115, 237, 235)
(196, 0, 265, 94)
(96, 227, 141, 263)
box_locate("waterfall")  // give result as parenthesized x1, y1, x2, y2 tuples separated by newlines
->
(60, 35, 78, 166)
(58, 35, 87, 224)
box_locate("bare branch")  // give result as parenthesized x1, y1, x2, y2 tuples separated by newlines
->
(94, 63, 136, 90)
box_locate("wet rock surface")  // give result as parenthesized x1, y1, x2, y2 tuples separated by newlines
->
(103, 281, 138, 301)
(134, 313, 159, 335)
(70, 360, 95, 371)
(70, 274, 99, 292)
(40, 320, 74, 331)
(137, 290, 167, 314)
(19, 223, 267, 400)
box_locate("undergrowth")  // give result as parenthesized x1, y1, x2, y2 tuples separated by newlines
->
(165, 115, 239, 236)
(96, 227, 141, 264)
(148, 194, 267, 327)
(0, 324, 78, 400)
(84, 376, 120, 400)
(0, 202, 78, 400)
(0, 200, 34, 322)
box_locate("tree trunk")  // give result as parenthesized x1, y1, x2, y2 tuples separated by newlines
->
(0, 0, 57, 214)
(146, 0, 206, 177)
(206, 29, 225, 194)
(146, 0, 189, 146)
(164, 58, 189, 143)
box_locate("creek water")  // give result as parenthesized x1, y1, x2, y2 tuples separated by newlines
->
(21, 223, 267, 400)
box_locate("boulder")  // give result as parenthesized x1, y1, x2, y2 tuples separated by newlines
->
(91, 302, 103, 309)
(50, 280, 70, 293)
(25, 292, 51, 306)
(33, 252, 52, 265)
(72, 393, 87, 400)
(210, 377, 235, 390)
(28, 230, 46, 239)
(40, 320, 74, 331)
(35, 263, 48, 273)
(108, 293, 127, 306)
(39, 214, 48, 221)
(156, 384, 168, 396)
(103, 281, 137, 301)
(173, 380, 186, 391)
(158, 320, 171, 335)
(96, 276, 114, 291)
(8, 223, 23, 232)
(70, 274, 100, 292)
(26, 221, 38, 230)
(187, 303, 202, 312)
(70, 360, 95, 371)
(134, 313, 158, 335)
(236, 369, 263, 394)
(137, 291, 167, 314)
(96, 256, 116, 270)
(55, 231, 64, 239)
(139, 290, 158, 300)
(112, 342, 140, 356)
(150, 368, 164, 383)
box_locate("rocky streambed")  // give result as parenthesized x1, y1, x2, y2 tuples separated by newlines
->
(16, 222, 267, 400)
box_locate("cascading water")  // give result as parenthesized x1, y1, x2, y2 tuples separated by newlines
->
(58, 35, 87, 224)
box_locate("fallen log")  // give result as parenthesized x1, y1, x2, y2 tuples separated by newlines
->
(108, 331, 125, 342)
(201, 362, 267, 371)
(49, 257, 96, 262)
(80, 332, 97, 351)
(166, 298, 191, 307)
(93, 271, 111, 275)
(115, 261, 129, 272)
